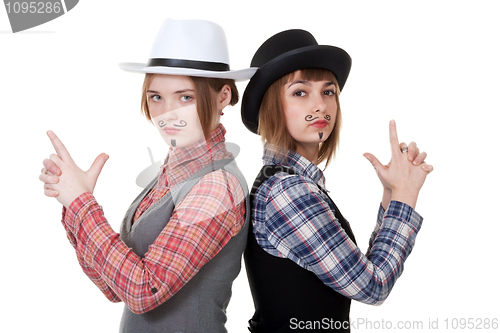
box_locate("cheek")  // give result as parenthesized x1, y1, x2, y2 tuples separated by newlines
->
(177, 109, 205, 146)
(284, 104, 302, 126)
(284, 114, 306, 142)
(283, 109, 298, 136)
(148, 104, 161, 119)
(329, 98, 338, 115)
(323, 98, 338, 125)
(184, 110, 203, 132)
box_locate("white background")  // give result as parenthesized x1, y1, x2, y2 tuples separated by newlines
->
(1, 0, 499, 332)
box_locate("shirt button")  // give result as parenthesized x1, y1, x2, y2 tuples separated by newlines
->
(151, 287, 158, 294)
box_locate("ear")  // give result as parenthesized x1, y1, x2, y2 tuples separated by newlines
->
(217, 84, 232, 110)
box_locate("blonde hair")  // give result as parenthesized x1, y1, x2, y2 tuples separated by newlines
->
(257, 68, 342, 167)
(141, 74, 239, 139)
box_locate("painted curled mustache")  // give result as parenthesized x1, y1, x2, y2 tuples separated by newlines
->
(305, 115, 319, 122)
(173, 120, 187, 127)
(305, 115, 331, 122)
(157, 120, 187, 128)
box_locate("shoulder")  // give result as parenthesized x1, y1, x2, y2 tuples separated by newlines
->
(188, 170, 244, 200)
(172, 169, 246, 232)
(180, 169, 245, 210)
(258, 171, 323, 204)
(252, 171, 337, 248)
(252, 170, 328, 226)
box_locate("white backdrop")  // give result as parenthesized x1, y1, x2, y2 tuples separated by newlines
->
(1, 1, 499, 332)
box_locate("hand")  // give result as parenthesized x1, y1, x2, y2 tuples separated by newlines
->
(363, 120, 433, 208)
(400, 141, 428, 166)
(377, 141, 429, 192)
(40, 158, 63, 197)
(376, 140, 429, 210)
(41, 131, 109, 208)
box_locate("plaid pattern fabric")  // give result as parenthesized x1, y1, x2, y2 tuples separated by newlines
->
(133, 123, 235, 223)
(132, 182, 169, 223)
(60, 124, 246, 313)
(252, 144, 423, 305)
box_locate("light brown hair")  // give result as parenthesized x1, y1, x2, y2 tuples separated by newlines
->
(258, 68, 342, 168)
(141, 74, 239, 139)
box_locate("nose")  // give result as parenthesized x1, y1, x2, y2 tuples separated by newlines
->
(313, 93, 327, 113)
(162, 105, 179, 122)
(155, 109, 178, 128)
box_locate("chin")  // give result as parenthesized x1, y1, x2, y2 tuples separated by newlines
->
(310, 134, 330, 143)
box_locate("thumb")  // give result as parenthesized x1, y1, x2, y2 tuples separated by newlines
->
(363, 153, 384, 172)
(87, 153, 109, 183)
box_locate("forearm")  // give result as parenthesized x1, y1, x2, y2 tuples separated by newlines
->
(76, 251, 122, 303)
(266, 174, 425, 306)
(65, 194, 166, 313)
(366, 203, 385, 255)
(359, 200, 423, 304)
(61, 207, 121, 303)
(373, 185, 415, 253)
(283, 202, 422, 305)
(64, 179, 245, 314)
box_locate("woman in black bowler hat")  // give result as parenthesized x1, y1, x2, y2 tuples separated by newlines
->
(241, 29, 433, 332)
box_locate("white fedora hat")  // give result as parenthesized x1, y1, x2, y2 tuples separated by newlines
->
(119, 19, 257, 81)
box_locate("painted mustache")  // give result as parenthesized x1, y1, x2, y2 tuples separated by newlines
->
(158, 120, 187, 128)
(305, 115, 331, 122)
(174, 120, 187, 127)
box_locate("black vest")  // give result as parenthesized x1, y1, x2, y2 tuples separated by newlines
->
(244, 165, 357, 333)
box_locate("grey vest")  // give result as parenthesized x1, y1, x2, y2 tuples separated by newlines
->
(119, 159, 250, 333)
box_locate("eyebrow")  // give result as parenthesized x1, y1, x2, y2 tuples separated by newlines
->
(287, 80, 336, 89)
(287, 80, 310, 88)
(174, 89, 195, 94)
(146, 88, 195, 94)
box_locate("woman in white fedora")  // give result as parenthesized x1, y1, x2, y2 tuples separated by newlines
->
(40, 19, 256, 332)
(241, 29, 433, 332)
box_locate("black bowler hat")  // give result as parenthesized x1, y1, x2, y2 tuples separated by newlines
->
(241, 29, 352, 134)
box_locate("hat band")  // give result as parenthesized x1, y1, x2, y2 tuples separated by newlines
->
(147, 58, 230, 72)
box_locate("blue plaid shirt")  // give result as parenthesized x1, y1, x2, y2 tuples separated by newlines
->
(252, 144, 423, 305)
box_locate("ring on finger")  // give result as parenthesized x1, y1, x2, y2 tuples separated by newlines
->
(401, 147, 408, 153)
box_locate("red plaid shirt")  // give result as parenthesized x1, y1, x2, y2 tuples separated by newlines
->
(61, 124, 246, 313)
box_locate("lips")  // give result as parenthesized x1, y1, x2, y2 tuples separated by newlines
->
(163, 127, 181, 135)
(311, 120, 328, 128)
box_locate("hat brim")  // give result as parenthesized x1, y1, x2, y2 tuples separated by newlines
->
(241, 45, 351, 134)
(119, 62, 257, 81)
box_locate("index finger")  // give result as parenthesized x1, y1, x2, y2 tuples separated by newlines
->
(389, 120, 401, 156)
(47, 131, 73, 162)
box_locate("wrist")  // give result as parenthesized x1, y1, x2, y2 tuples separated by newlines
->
(381, 188, 392, 210)
(391, 189, 419, 209)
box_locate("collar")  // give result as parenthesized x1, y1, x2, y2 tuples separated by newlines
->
(262, 143, 327, 191)
(158, 123, 233, 188)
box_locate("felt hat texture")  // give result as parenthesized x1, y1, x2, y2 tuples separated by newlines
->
(241, 29, 352, 134)
(119, 19, 257, 81)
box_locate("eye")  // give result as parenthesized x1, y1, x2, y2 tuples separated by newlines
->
(149, 94, 162, 102)
(293, 90, 306, 97)
(323, 90, 336, 96)
(180, 95, 193, 102)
